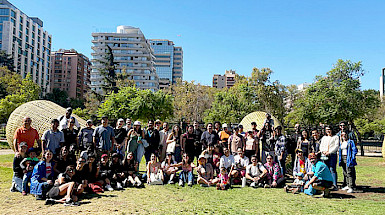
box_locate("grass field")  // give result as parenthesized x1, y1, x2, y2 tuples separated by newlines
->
(0, 154, 384, 214)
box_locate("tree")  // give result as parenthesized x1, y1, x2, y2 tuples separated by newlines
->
(0, 73, 40, 123)
(0, 66, 23, 99)
(98, 87, 173, 122)
(0, 51, 15, 71)
(44, 88, 70, 107)
(290, 59, 379, 126)
(166, 80, 217, 123)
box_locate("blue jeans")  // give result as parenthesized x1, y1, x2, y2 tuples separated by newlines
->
(277, 154, 287, 176)
(324, 153, 338, 187)
(179, 170, 193, 184)
(12, 174, 23, 192)
(22, 172, 32, 192)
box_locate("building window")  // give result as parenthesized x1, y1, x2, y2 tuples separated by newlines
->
(0, 17, 9, 22)
(0, 8, 9, 15)
(11, 10, 15, 18)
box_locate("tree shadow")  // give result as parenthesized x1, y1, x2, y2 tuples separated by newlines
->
(356, 185, 385, 194)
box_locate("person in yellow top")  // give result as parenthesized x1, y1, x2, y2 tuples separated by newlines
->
(218, 124, 231, 148)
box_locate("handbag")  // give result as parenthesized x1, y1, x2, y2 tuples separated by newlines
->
(166, 140, 176, 153)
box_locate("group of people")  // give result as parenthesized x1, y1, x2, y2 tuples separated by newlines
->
(10, 109, 359, 206)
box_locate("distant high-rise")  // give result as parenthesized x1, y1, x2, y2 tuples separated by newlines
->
(213, 70, 236, 89)
(91, 26, 159, 94)
(149, 39, 183, 88)
(50, 49, 91, 99)
(380, 68, 385, 101)
(0, 0, 52, 94)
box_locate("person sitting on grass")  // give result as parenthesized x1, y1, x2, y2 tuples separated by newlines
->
(45, 165, 79, 206)
(196, 155, 214, 187)
(264, 154, 285, 188)
(216, 167, 230, 190)
(109, 153, 125, 189)
(242, 155, 267, 188)
(172, 153, 195, 187)
(30, 149, 55, 200)
(212, 144, 222, 175)
(284, 172, 305, 194)
(304, 153, 334, 197)
(72, 157, 88, 196)
(147, 153, 164, 185)
(122, 152, 142, 187)
(234, 148, 249, 184)
(20, 148, 39, 195)
(161, 152, 178, 184)
(293, 149, 313, 181)
(99, 154, 114, 191)
(11, 141, 28, 193)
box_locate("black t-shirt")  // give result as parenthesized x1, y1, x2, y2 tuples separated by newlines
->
(13, 155, 24, 178)
(56, 157, 76, 174)
(145, 128, 160, 151)
(114, 127, 128, 145)
(73, 165, 89, 183)
(122, 159, 137, 173)
(62, 128, 79, 148)
(109, 161, 123, 175)
(183, 132, 196, 154)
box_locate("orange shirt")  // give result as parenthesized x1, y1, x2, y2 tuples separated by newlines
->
(13, 126, 39, 148)
(219, 131, 230, 143)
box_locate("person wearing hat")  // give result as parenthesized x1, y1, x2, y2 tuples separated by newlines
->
(11, 141, 28, 192)
(196, 155, 214, 187)
(292, 148, 312, 180)
(58, 107, 80, 131)
(93, 116, 117, 157)
(13, 116, 40, 155)
(78, 119, 95, 152)
(218, 123, 230, 149)
(126, 121, 145, 163)
(154, 119, 162, 131)
(304, 153, 334, 197)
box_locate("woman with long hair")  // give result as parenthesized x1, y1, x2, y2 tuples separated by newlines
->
(296, 130, 311, 158)
(30, 150, 55, 200)
(122, 152, 142, 187)
(126, 121, 145, 163)
(171, 153, 195, 187)
(166, 125, 183, 163)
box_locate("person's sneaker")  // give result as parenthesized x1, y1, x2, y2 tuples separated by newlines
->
(64, 202, 79, 207)
(341, 186, 349, 191)
(330, 186, 338, 191)
(45, 198, 56, 205)
(116, 182, 123, 190)
(187, 182, 193, 187)
(284, 185, 289, 193)
(322, 188, 331, 198)
(105, 184, 114, 191)
(250, 182, 256, 188)
(258, 183, 263, 188)
(264, 184, 270, 188)
(179, 180, 184, 187)
(347, 187, 354, 193)
(9, 182, 17, 192)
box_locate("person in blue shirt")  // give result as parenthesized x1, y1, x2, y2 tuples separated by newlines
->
(304, 153, 333, 197)
(93, 116, 117, 157)
(339, 131, 358, 193)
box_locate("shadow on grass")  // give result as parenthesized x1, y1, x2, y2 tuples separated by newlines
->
(81, 193, 118, 200)
(357, 185, 385, 194)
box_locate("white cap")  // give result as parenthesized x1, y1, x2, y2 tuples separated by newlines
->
(222, 123, 228, 128)
(133, 121, 141, 126)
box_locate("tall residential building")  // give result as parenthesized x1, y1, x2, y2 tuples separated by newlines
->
(149, 39, 183, 88)
(0, 0, 52, 94)
(91, 26, 159, 94)
(50, 49, 91, 99)
(212, 70, 236, 89)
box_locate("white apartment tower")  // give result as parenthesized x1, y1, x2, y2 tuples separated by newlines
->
(91, 26, 159, 94)
(0, 0, 52, 94)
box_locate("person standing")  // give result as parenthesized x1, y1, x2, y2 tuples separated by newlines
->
(339, 132, 358, 193)
(93, 116, 117, 156)
(124, 118, 132, 132)
(310, 129, 322, 156)
(193, 121, 203, 161)
(288, 123, 301, 167)
(41, 119, 65, 156)
(319, 126, 339, 190)
(144, 120, 160, 164)
(114, 118, 128, 158)
(182, 125, 196, 161)
(154, 120, 162, 131)
(13, 116, 40, 154)
(297, 130, 311, 158)
(126, 121, 145, 163)
(218, 124, 231, 149)
(166, 125, 183, 163)
(200, 123, 220, 149)
(159, 122, 171, 162)
(78, 120, 95, 152)
(228, 126, 244, 156)
(58, 107, 80, 131)
(258, 122, 275, 163)
(62, 118, 79, 151)
(274, 126, 287, 176)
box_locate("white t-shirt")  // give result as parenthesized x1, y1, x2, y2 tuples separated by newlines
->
(319, 135, 339, 154)
(58, 115, 80, 131)
(340, 141, 348, 156)
(246, 162, 265, 177)
(219, 154, 235, 169)
(234, 155, 249, 169)
(46, 162, 52, 178)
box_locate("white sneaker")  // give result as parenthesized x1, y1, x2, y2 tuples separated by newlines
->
(105, 184, 114, 191)
(116, 182, 123, 189)
(347, 188, 354, 193)
(341, 186, 349, 191)
(250, 182, 256, 188)
(179, 180, 184, 187)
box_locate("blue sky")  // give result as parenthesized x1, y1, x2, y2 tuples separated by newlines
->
(16, 0, 385, 90)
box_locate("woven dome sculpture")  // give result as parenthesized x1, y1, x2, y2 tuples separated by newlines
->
(239, 111, 283, 132)
(6, 100, 87, 151)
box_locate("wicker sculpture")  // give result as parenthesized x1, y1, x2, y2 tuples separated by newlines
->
(239, 111, 283, 132)
(6, 100, 87, 151)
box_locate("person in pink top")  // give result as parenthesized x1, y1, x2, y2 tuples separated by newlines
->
(216, 167, 230, 190)
(264, 154, 285, 188)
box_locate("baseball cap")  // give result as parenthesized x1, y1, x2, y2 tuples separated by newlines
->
(133, 121, 141, 126)
(101, 154, 108, 159)
(19, 142, 27, 148)
(198, 155, 206, 161)
(308, 153, 317, 159)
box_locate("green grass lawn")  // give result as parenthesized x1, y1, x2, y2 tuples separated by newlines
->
(0, 154, 384, 214)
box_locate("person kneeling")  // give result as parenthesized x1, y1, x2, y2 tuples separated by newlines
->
(242, 155, 267, 188)
(304, 153, 333, 197)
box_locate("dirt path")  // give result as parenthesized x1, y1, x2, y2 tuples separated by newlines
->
(0, 149, 13, 155)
